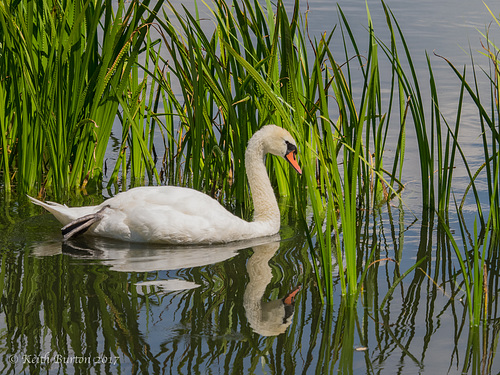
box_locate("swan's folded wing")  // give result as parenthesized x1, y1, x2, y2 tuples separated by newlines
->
(93, 186, 256, 244)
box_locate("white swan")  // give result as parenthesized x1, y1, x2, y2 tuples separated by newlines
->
(28, 125, 302, 244)
(243, 241, 301, 336)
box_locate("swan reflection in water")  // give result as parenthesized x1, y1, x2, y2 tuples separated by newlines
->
(31, 236, 299, 336)
(243, 241, 300, 336)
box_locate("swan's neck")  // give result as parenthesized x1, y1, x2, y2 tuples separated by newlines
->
(245, 136, 280, 229)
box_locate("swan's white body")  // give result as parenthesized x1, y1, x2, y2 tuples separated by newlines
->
(28, 125, 301, 244)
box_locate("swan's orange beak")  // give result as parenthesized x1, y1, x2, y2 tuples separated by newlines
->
(283, 286, 301, 305)
(285, 150, 302, 175)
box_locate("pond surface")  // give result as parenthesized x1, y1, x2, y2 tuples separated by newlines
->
(2, 194, 497, 374)
(1, 0, 500, 374)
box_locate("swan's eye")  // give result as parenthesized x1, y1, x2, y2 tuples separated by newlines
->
(285, 141, 297, 155)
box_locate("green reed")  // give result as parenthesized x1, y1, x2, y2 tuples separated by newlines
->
(302, 3, 410, 300)
(144, 0, 324, 298)
(437, 5, 500, 234)
(0, 0, 164, 197)
(442, 209, 493, 327)
(433, 4, 500, 327)
(375, 3, 465, 213)
(0, 0, 447, 304)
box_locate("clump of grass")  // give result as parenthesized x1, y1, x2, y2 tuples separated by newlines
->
(143, 0, 328, 216)
(0, 0, 164, 197)
(374, 2, 466, 213)
(442, 209, 494, 326)
(302, 2, 410, 299)
(437, 3, 500, 326)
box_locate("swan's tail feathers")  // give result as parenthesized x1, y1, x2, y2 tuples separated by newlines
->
(61, 206, 109, 241)
(27, 195, 68, 210)
(27, 195, 75, 225)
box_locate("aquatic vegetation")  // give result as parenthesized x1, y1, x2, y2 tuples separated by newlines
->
(0, 0, 165, 196)
(1, 0, 499, 329)
(433, 3, 500, 329)
(438, 8, 500, 234)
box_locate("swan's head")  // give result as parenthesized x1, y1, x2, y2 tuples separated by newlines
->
(254, 125, 302, 175)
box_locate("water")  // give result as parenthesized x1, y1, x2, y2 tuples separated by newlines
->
(1, 0, 500, 374)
